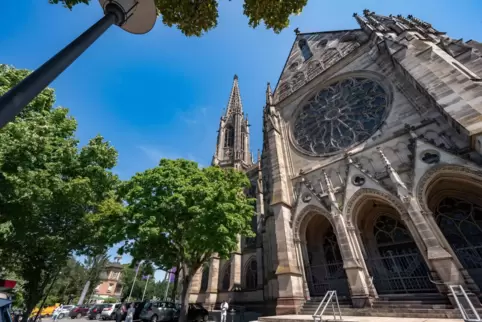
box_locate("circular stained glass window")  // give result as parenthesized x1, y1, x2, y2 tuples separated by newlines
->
(292, 77, 388, 156)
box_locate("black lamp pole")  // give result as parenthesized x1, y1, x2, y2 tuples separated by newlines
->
(0, 6, 122, 129)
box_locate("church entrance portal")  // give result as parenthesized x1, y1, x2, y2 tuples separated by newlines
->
(303, 214, 350, 297)
(427, 177, 482, 292)
(356, 199, 437, 295)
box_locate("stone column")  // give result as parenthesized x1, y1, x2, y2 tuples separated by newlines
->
(230, 236, 242, 292)
(256, 247, 264, 290)
(331, 214, 371, 307)
(322, 170, 370, 307)
(205, 254, 220, 309)
(272, 203, 304, 314)
(188, 267, 203, 303)
(295, 239, 310, 299)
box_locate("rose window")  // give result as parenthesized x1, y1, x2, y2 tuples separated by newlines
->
(292, 77, 388, 156)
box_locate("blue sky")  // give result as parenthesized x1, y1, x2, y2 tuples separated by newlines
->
(1, 0, 481, 281)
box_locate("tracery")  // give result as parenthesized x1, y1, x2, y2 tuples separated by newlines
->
(293, 77, 388, 156)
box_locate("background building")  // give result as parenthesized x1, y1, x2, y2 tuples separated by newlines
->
(94, 257, 123, 301)
(190, 10, 482, 316)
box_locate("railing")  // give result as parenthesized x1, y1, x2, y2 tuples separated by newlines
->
(312, 290, 343, 322)
(308, 262, 350, 296)
(449, 285, 481, 322)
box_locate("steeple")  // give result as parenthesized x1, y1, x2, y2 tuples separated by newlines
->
(212, 75, 252, 170)
(225, 74, 243, 116)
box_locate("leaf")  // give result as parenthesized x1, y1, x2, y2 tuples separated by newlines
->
(47, 0, 308, 35)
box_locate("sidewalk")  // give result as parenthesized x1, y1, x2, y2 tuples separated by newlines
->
(258, 315, 463, 322)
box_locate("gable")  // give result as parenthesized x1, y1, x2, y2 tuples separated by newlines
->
(273, 29, 368, 103)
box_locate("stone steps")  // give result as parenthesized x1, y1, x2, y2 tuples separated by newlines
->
(300, 307, 482, 319)
(299, 294, 482, 319)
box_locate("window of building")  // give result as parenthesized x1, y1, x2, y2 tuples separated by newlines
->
(298, 39, 313, 60)
(245, 259, 257, 290)
(224, 126, 234, 148)
(107, 283, 114, 293)
(221, 263, 231, 291)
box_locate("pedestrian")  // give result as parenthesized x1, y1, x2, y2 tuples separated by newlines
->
(125, 304, 135, 322)
(220, 301, 229, 322)
(116, 301, 125, 322)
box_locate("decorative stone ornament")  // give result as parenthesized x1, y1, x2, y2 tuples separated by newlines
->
(302, 193, 312, 203)
(352, 175, 366, 186)
(292, 77, 389, 156)
(421, 150, 441, 164)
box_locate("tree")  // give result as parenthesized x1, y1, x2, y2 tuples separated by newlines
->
(120, 159, 254, 322)
(0, 65, 125, 321)
(49, 0, 308, 36)
(79, 253, 109, 304)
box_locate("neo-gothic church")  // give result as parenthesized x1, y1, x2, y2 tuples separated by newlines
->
(188, 10, 482, 316)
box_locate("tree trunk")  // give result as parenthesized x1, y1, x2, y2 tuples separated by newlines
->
(170, 268, 180, 302)
(178, 272, 192, 322)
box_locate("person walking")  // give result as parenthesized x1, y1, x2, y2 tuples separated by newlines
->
(220, 301, 229, 322)
(125, 304, 135, 322)
(116, 301, 126, 322)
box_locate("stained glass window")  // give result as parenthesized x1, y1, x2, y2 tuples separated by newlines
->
(245, 259, 257, 289)
(374, 215, 416, 255)
(292, 77, 388, 156)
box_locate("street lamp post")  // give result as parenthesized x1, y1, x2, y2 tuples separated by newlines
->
(0, 0, 156, 129)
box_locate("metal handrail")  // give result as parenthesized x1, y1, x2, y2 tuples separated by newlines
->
(312, 290, 342, 322)
(449, 285, 481, 322)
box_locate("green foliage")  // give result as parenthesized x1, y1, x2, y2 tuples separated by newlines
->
(120, 264, 170, 301)
(103, 297, 119, 304)
(48, 0, 308, 36)
(120, 159, 254, 321)
(0, 65, 125, 318)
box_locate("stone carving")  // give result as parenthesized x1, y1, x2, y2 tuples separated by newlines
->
(415, 164, 482, 213)
(352, 175, 366, 186)
(421, 151, 440, 164)
(292, 204, 333, 240)
(292, 77, 389, 156)
(275, 31, 364, 103)
(345, 188, 409, 222)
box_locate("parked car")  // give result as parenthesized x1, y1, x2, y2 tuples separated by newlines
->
(140, 301, 177, 322)
(53, 305, 75, 320)
(101, 303, 121, 320)
(88, 304, 109, 320)
(173, 304, 208, 322)
(69, 305, 91, 319)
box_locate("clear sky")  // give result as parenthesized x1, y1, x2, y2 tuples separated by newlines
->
(1, 0, 481, 281)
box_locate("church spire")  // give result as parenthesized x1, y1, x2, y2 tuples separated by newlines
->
(212, 75, 252, 170)
(225, 74, 243, 116)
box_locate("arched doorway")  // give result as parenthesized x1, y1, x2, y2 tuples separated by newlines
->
(303, 213, 350, 296)
(426, 176, 482, 291)
(355, 198, 437, 294)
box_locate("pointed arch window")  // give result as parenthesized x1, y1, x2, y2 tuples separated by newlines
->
(224, 126, 234, 148)
(221, 262, 231, 291)
(244, 258, 258, 290)
(298, 38, 313, 61)
(200, 265, 210, 293)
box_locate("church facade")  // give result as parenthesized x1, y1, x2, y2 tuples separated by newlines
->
(189, 10, 482, 315)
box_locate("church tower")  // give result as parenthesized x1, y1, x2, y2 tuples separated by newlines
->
(213, 75, 253, 170)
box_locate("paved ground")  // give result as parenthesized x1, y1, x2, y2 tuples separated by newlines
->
(39, 312, 465, 322)
(257, 315, 464, 322)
